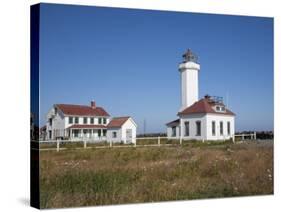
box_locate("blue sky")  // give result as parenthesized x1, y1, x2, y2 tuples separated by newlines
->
(39, 3, 273, 133)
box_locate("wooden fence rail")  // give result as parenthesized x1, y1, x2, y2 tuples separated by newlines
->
(36, 133, 257, 152)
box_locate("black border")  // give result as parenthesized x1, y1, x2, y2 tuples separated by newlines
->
(30, 4, 40, 209)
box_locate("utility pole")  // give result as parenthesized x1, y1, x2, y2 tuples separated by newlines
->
(143, 119, 146, 136)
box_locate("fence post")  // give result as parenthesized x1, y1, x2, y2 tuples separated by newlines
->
(56, 139, 60, 152)
(180, 137, 182, 145)
(84, 139, 87, 149)
(110, 139, 112, 148)
(254, 132, 257, 140)
(242, 134, 244, 141)
(158, 136, 160, 147)
(134, 138, 137, 147)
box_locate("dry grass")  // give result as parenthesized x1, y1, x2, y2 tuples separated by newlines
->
(39, 141, 273, 209)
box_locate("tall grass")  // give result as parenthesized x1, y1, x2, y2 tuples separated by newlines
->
(40, 142, 273, 208)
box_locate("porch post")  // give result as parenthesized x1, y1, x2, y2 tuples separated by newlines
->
(179, 119, 182, 145)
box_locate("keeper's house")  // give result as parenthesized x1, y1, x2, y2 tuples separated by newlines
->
(45, 101, 137, 144)
(166, 49, 235, 141)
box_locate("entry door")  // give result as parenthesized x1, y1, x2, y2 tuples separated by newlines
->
(126, 129, 132, 143)
(48, 130, 52, 139)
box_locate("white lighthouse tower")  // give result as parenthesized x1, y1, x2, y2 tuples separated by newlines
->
(166, 50, 235, 141)
(179, 49, 200, 111)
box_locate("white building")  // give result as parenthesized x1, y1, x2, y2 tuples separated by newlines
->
(107, 117, 137, 144)
(45, 101, 137, 143)
(166, 49, 235, 141)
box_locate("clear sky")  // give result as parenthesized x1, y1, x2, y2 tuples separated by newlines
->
(39, 3, 273, 133)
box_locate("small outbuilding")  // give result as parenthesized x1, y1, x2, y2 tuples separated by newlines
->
(106, 116, 137, 144)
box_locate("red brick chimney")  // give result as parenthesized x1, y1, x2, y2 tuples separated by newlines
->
(91, 101, 96, 108)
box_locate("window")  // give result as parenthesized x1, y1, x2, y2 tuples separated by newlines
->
(212, 121, 216, 136)
(103, 129, 107, 136)
(216, 106, 220, 111)
(220, 121, 223, 135)
(98, 129, 101, 137)
(98, 118, 102, 124)
(196, 121, 201, 136)
(221, 107, 225, 111)
(54, 108, 57, 115)
(172, 126, 176, 137)
(103, 118, 106, 124)
(227, 121, 230, 135)
(49, 118, 52, 126)
(83, 117, 88, 124)
(73, 129, 79, 138)
(90, 118, 94, 124)
(75, 117, 79, 124)
(184, 121, 189, 136)
(112, 131, 117, 138)
(69, 117, 73, 124)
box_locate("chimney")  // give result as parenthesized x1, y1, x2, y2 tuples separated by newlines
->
(91, 101, 96, 108)
(204, 94, 210, 99)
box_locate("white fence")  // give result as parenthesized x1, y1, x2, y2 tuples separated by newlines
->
(37, 133, 257, 152)
(234, 132, 256, 142)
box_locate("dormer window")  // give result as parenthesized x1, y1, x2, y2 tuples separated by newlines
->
(215, 105, 225, 112)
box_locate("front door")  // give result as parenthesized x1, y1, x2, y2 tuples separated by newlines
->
(48, 130, 52, 140)
(126, 129, 132, 143)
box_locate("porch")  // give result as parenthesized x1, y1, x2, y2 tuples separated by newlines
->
(67, 125, 107, 142)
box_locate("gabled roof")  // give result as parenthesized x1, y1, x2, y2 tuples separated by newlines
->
(40, 125, 46, 132)
(67, 124, 107, 129)
(166, 119, 180, 126)
(107, 116, 130, 128)
(55, 104, 110, 117)
(178, 98, 235, 116)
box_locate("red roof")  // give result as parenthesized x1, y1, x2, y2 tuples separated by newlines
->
(67, 124, 107, 129)
(178, 98, 235, 116)
(55, 104, 110, 117)
(166, 119, 180, 126)
(107, 117, 130, 128)
(40, 125, 46, 132)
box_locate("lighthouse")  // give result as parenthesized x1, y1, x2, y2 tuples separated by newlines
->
(179, 49, 200, 111)
(166, 49, 235, 141)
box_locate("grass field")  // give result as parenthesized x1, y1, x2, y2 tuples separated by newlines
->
(39, 141, 273, 208)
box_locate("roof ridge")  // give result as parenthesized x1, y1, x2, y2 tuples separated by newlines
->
(56, 104, 106, 110)
(56, 103, 91, 108)
(112, 116, 130, 119)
